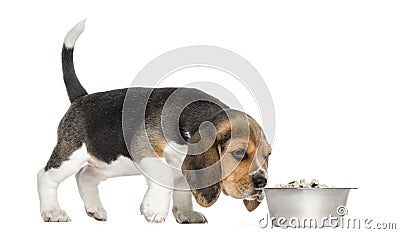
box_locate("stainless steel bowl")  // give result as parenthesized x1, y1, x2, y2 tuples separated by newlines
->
(264, 188, 356, 228)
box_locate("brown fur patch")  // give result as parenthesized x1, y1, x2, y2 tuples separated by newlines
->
(151, 137, 167, 157)
(243, 200, 261, 212)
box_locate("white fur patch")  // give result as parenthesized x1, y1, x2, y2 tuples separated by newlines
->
(163, 141, 188, 170)
(64, 19, 86, 48)
(139, 157, 174, 188)
(140, 179, 172, 223)
(139, 157, 174, 223)
(182, 129, 191, 139)
(37, 144, 89, 221)
(172, 182, 193, 210)
(88, 155, 140, 177)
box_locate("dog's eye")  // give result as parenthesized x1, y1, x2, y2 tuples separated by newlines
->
(231, 149, 248, 161)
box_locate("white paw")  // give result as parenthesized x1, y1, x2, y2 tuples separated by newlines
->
(174, 210, 207, 224)
(86, 206, 107, 221)
(140, 202, 169, 223)
(41, 209, 71, 222)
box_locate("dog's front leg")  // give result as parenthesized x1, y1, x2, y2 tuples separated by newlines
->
(139, 157, 173, 223)
(172, 176, 207, 224)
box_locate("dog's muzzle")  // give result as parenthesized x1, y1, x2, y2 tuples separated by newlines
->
(252, 174, 267, 188)
(252, 172, 267, 201)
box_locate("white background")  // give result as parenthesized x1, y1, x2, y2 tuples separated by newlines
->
(0, 0, 399, 233)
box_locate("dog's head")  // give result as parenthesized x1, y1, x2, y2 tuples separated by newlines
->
(182, 109, 271, 212)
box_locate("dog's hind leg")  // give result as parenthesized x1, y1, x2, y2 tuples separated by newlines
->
(75, 156, 140, 221)
(75, 165, 108, 221)
(37, 143, 89, 222)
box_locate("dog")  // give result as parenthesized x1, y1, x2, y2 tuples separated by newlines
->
(37, 20, 272, 223)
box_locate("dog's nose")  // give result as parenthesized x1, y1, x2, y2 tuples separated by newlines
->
(252, 175, 267, 188)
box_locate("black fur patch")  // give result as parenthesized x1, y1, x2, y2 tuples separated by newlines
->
(62, 45, 88, 102)
(44, 87, 228, 170)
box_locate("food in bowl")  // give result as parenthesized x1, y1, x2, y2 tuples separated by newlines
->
(274, 178, 330, 188)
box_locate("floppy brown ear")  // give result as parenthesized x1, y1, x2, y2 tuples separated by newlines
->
(181, 130, 222, 207)
(243, 200, 261, 212)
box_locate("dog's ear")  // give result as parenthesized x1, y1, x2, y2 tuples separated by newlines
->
(243, 199, 261, 212)
(181, 129, 223, 207)
(182, 111, 231, 207)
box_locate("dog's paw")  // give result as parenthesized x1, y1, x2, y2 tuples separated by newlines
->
(41, 209, 71, 222)
(86, 206, 107, 221)
(140, 203, 168, 223)
(174, 210, 207, 224)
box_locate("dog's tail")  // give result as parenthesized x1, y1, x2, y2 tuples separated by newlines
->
(62, 20, 88, 103)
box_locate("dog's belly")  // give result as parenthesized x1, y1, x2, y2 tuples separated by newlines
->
(88, 154, 141, 177)
(87, 141, 188, 178)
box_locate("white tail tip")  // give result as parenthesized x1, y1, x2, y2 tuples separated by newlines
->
(64, 19, 86, 48)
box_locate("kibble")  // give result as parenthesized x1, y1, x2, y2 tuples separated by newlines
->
(274, 179, 330, 188)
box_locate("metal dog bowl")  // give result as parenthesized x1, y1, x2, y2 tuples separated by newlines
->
(264, 188, 356, 228)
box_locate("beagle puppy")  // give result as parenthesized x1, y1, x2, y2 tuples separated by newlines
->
(37, 20, 271, 223)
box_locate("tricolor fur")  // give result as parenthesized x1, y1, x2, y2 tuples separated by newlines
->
(37, 20, 272, 223)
